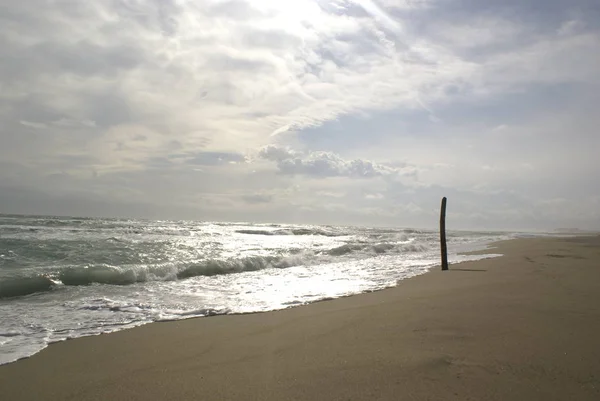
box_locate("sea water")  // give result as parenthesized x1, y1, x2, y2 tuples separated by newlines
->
(0, 214, 514, 364)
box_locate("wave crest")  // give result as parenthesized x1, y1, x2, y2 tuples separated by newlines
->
(59, 266, 141, 286)
(326, 242, 426, 256)
(0, 239, 430, 296)
(235, 228, 346, 237)
(59, 254, 310, 286)
(0, 275, 54, 298)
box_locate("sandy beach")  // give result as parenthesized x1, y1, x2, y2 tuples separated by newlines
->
(1, 235, 599, 400)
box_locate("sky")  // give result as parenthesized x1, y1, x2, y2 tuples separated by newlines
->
(1, 0, 599, 230)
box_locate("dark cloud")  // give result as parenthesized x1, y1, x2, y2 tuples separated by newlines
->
(403, 0, 599, 30)
(394, 0, 600, 61)
(146, 157, 175, 170)
(183, 152, 246, 166)
(110, 0, 182, 36)
(86, 92, 133, 128)
(204, 53, 277, 74)
(240, 29, 302, 49)
(0, 41, 145, 82)
(0, 184, 164, 220)
(241, 194, 273, 204)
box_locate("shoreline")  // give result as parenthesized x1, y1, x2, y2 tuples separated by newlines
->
(0, 235, 505, 365)
(0, 255, 501, 366)
(1, 236, 599, 400)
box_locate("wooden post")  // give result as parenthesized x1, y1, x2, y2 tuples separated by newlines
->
(440, 197, 448, 271)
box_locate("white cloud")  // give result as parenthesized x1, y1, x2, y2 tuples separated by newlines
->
(0, 0, 478, 162)
(258, 145, 414, 178)
(19, 120, 48, 130)
(365, 192, 384, 200)
(0, 0, 599, 229)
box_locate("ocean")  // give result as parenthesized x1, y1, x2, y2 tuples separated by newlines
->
(0, 214, 516, 365)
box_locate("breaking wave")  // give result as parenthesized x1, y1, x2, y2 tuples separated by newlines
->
(235, 229, 275, 236)
(235, 228, 347, 237)
(176, 256, 302, 279)
(1, 254, 314, 296)
(0, 239, 433, 298)
(0, 275, 55, 299)
(326, 242, 427, 256)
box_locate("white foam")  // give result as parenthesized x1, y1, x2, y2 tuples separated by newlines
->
(0, 218, 518, 365)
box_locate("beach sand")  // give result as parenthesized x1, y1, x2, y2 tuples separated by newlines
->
(1, 236, 599, 400)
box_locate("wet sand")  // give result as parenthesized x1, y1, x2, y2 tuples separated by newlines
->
(1, 236, 599, 400)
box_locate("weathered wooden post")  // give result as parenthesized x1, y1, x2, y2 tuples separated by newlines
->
(440, 197, 448, 271)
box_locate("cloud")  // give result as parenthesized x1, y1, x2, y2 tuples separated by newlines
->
(0, 0, 476, 163)
(258, 145, 413, 179)
(183, 151, 247, 166)
(0, 0, 599, 229)
(241, 193, 273, 204)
